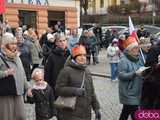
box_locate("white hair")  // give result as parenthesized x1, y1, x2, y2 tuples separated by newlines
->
(31, 68, 44, 79)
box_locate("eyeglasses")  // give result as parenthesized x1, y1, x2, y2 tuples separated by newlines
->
(57, 39, 66, 42)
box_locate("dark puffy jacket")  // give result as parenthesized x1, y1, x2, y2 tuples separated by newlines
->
(55, 60, 100, 120)
(44, 47, 70, 94)
(27, 84, 56, 119)
(141, 44, 160, 109)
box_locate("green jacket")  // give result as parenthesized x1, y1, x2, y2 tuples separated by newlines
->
(56, 59, 100, 120)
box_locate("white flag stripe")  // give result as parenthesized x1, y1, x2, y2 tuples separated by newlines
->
(129, 16, 135, 35)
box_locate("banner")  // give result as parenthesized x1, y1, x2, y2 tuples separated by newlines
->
(0, 0, 6, 14)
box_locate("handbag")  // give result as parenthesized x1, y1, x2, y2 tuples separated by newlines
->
(54, 71, 86, 110)
(0, 55, 17, 96)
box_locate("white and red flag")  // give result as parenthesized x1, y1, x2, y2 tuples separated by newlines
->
(0, 0, 6, 14)
(128, 16, 146, 63)
(128, 16, 137, 40)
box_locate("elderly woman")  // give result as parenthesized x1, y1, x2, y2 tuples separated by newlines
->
(55, 45, 101, 120)
(0, 32, 29, 120)
(27, 68, 56, 120)
(28, 28, 43, 71)
(118, 37, 144, 120)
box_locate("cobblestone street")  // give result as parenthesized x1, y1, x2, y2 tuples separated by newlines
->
(25, 49, 122, 120)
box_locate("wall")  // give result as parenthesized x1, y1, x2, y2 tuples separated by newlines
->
(5, 2, 78, 36)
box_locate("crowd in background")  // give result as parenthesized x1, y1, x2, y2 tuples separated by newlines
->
(1, 20, 160, 120)
(106, 24, 160, 120)
(0, 20, 102, 120)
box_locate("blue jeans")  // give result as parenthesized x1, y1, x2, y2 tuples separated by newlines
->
(110, 63, 118, 80)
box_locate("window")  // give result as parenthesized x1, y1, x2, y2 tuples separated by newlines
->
(100, 0, 104, 8)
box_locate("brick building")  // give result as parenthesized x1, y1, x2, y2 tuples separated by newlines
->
(3, 0, 80, 36)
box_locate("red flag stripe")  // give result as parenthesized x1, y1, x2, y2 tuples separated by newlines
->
(0, 0, 6, 14)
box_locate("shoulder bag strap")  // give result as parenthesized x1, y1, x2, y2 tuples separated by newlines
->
(0, 55, 10, 68)
(80, 71, 85, 88)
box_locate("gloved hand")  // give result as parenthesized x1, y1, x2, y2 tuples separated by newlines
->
(95, 110, 101, 120)
(135, 66, 150, 76)
(75, 88, 85, 96)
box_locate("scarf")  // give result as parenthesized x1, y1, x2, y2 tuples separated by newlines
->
(124, 52, 139, 63)
(33, 81, 47, 90)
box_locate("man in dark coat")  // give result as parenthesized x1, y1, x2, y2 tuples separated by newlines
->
(93, 24, 102, 48)
(44, 34, 70, 96)
(44, 34, 70, 120)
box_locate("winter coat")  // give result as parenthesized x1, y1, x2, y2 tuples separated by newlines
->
(141, 44, 160, 109)
(44, 47, 70, 93)
(0, 53, 29, 120)
(27, 84, 56, 119)
(93, 27, 102, 42)
(55, 59, 100, 120)
(29, 39, 43, 65)
(79, 35, 89, 49)
(0, 53, 28, 95)
(118, 53, 144, 105)
(107, 45, 120, 63)
(141, 64, 160, 109)
(18, 41, 32, 81)
(88, 36, 98, 52)
(68, 35, 79, 52)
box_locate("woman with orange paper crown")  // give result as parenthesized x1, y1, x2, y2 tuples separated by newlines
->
(118, 36, 145, 120)
(55, 45, 101, 120)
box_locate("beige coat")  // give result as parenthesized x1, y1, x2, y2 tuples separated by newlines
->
(0, 54, 29, 120)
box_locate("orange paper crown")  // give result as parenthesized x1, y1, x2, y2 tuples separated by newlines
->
(71, 45, 86, 57)
(123, 36, 138, 50)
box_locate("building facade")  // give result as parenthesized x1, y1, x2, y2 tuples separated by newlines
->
(87, 0, 121, 15)
(4, 0, 80, 35)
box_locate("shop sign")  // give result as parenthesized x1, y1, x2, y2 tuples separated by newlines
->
(7, 0, 49, 5)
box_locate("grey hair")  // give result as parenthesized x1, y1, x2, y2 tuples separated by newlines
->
(31, 68, 44, 79)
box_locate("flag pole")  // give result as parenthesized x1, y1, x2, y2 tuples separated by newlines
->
(2, 13, 5, 35)
(136, 34, 146, 64)
(128, 16, 146, 64)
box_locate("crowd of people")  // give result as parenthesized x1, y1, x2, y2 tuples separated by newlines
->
(0, 21, 102, 120)
(0, 20, 160, 120)
(106, 24, 160, 120)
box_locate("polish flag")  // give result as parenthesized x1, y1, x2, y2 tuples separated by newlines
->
(0, 0, 6, 14)
(128, 16, 137, 40)
(129, 16, 146, 63)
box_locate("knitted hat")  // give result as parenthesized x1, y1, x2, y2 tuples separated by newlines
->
(1, 32, 17, 45)
(124, 36, 138, 50)
(71, 45, 86, 58)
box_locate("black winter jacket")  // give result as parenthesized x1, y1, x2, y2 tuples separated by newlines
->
(44, 47, 70, 93)
(27, 84, 56, 119)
